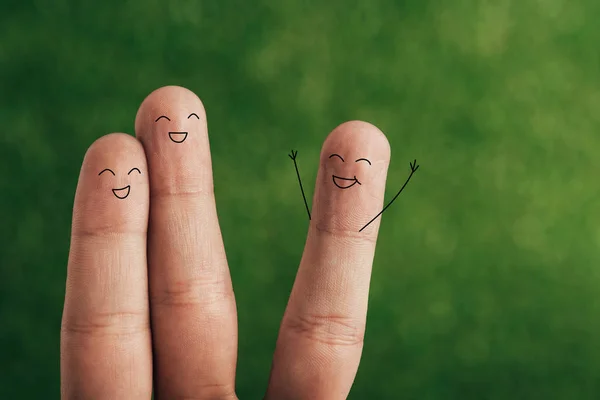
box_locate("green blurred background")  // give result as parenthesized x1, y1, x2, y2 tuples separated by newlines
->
(2, 0, 600, 398)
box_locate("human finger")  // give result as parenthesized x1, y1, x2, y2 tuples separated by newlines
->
(266, 121, 390, 400)
(61, 133, 152, 399)
(135, 86, 238, 399)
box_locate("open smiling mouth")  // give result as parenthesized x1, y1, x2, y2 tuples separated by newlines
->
(332, 175, 361, 189)
(168, 132, 188, 143)
(112, 185, 131, 199)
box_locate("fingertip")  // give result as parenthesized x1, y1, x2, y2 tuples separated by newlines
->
(73, 133, 149, 234)
(134, 85, 207, 141)
(311, 121, 392, 234)
(321, 120, 391, 164)
(133, 85, 213, 195)
(82, 132, 145, 168)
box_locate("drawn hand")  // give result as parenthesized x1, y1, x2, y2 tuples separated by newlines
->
(289, 149, 298, 161)
(410, 158, 419, 173)
(61, 88, 372, 400)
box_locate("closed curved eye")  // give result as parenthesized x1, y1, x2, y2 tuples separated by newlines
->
(355, 158, 372, 165)
(155, 115, 171, 122)
(128, 167, 141, 175)
(98, 168, 115, 176)
(329, 153, 344, 162)
(188, 113, 200, 119)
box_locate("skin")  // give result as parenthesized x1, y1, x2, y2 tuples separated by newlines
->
(60, 86, 394, 400)
(98, 166, 142, 199)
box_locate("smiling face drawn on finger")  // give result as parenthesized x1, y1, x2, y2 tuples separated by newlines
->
(328, 153, 372, 190)
(98, 167, 142, 199)
(154, 112, 200, 143)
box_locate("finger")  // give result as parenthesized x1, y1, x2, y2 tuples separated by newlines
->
(266, 121, 390, 400)
(135, 86, 238, 399)
(61, 133, 151, 399)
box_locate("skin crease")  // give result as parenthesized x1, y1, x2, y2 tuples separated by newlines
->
(61, 133, 152, 399)
(265, 121, 391, 400)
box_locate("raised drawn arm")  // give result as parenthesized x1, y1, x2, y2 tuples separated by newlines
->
(359, 159, 419, 232)
(289, 150, 311, 220)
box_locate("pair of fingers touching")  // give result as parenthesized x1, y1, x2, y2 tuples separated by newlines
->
(61, 85, 417, 399)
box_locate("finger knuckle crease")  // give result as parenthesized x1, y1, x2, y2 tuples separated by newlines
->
(284, 313, 364, 347)
(314, 224, 377, 244)
(170, 384, 237, 400)
(72, 227, 146, 238)
(152, 275, 233, 308)
(62, 310, 148, 337)
(150, 188, 213, 199)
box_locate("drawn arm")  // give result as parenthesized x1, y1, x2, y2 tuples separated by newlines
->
(359, 159, 420, 232)
(289, 150, 311, 220)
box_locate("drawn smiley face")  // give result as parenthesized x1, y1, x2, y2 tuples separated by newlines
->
(154, 112, 200, 143)
(328, 153, 372, 189)
(98, 167, 142, 199)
